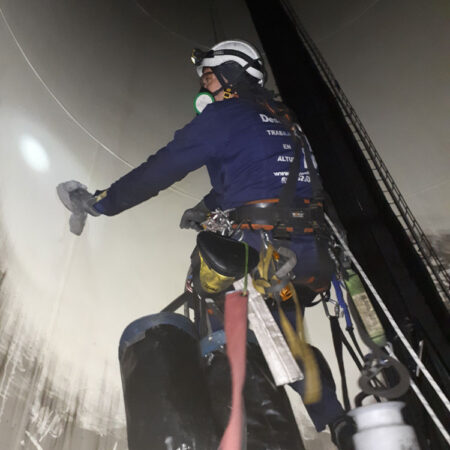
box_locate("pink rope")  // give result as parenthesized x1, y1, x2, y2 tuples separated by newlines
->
(219, 290, 248, 450)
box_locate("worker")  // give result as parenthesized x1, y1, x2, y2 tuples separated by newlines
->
(57, 39, 353, 448)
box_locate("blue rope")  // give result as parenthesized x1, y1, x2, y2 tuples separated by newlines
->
(332, 274, 353, 329)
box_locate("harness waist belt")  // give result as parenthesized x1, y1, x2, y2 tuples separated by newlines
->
(229, 199, 325, 235)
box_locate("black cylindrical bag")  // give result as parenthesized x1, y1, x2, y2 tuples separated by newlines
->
(119, 312, 219, 450)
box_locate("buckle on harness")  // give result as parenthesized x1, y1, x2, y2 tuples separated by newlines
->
(230, 199, 325, 237)
(272, 223, 292, 240)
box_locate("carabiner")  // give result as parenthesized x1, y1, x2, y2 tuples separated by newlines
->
(321, 294, 340, 318)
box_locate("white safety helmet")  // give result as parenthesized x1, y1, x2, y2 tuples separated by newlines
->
(191, 39, 266, 87)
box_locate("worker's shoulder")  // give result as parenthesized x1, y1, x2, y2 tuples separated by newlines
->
(205, 98, 260, 116)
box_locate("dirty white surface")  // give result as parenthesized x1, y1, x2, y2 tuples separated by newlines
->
(0, 0, 448, 449)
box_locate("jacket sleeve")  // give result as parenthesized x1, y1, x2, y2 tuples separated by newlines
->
(94, 106, 225, 216)
(202, 188, 221, 210)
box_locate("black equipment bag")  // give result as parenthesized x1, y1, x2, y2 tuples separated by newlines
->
(119, 313, 219, 449)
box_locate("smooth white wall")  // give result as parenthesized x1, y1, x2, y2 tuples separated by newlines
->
(0, 0, 215, 447)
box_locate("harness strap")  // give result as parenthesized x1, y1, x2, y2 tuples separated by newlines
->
(278, 125, 324, 216)
(295, 129, 324, 200)
(332, 275, 368, 361)
(339, 326, 363, 372)
(347, 326, 365, 361)
(329, 316, 351, 411)
(324, 283, 384, 404)
(332, 276, 352, 329)
(277, 130, 301, 215)
(278, 288, 321, 404)
(230, 198, 326, 236)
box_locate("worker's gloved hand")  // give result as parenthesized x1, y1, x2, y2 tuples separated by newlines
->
(57, 180, 101, 236)
(179, 200, 209, 231)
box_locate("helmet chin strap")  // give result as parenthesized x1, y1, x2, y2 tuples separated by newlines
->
(211, 85, 235, 99)
(212, 67, 233, 97)
(210, 85, 224, 97)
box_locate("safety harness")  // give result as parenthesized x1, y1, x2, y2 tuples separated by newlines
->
(230, 116, 330, 405)
(230, 197, 325, 236)
(230, 122, 327, 239)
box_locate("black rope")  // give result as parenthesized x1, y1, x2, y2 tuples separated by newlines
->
(347, 326, 365, 361)
(339, 327, 363, 371)
(329, 316, 351, 411)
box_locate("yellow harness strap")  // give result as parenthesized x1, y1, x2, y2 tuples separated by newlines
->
(278, 286, 321, 404)
(253, 244, 275, 294)
(252, 244, 322, 404)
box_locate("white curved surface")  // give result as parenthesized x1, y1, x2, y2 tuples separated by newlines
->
(1, 0, 447, 448)
(0, 0, 211, 447)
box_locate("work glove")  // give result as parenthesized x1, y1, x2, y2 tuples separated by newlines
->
(179, 200, 209, 231)
(57, 180, 101, 236)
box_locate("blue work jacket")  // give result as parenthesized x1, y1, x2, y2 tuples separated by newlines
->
(94, 98, 313, 216)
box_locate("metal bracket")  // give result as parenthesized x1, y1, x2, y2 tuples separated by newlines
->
(234, 278, 303, 386)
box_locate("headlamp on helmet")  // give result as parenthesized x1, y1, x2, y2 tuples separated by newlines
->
(191, 48, 213, 66)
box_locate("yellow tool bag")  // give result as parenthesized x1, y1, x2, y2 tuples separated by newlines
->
(192, 231, 259, 296)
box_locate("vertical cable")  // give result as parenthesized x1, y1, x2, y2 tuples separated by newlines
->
(209, 0, 219, 42)
(209, 0, 226, 43)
